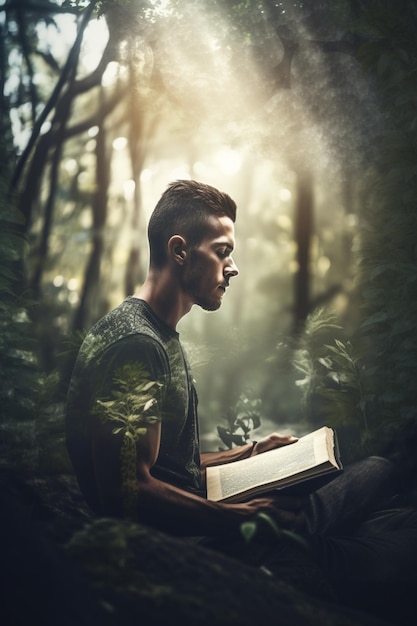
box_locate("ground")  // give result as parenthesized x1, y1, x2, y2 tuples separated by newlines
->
(1, 416, 416, 626)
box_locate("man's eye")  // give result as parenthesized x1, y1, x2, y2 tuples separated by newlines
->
(217, 250, 228, 259)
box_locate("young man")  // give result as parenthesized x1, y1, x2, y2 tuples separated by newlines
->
(66, 180, 417, 605)
(65, 179, 305, 536)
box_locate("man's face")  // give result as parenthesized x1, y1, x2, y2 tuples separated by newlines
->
(181, 215, 239, 311)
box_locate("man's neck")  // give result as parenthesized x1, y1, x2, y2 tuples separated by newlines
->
(133, 270, 192, 330)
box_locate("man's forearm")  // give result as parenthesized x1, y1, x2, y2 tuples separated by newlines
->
(135, 473, 257, 537)
(200, 441, 255, 470)
(200, 433, 298, 472)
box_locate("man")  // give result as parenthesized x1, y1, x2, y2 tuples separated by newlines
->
(66, 179, 306, 536)
(66, 180, 417, 610)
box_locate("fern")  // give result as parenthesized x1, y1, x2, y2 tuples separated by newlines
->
(315, 339, 370, 442)
(291, 308, 378, 458)
(0, 207, 38, 415)
(292, 308, 342, 410)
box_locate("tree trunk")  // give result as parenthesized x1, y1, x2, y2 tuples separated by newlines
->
(294, 167, 314, 332)
(72, 115, 109, 333)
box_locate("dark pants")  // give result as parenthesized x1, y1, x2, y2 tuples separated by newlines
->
(304, 456, 417, 583)
(267, 456, 417, 622)
(205, 456, 417, 621)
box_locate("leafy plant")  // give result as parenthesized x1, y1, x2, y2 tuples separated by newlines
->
(93, 363, 162, 518)
(292, 308, 343, 410)
(217, 392, 262, 450)
(291, 308, 375, 459)
(0, 206, 39, 419)
(351, 1, 417, 451)
(240, 511, 308, 552)
(317, 339, 369, 436)
(288, 3, 417, 464)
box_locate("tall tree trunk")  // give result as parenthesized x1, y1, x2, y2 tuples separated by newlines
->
(72, 115, 109, 333)
(123, 164, 146, 297)
(30, 139, 63, 301)
(123, 67, 159, 296)
(294, 167, 314, 331)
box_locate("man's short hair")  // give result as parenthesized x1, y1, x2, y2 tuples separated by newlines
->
(148, 180, 237, 268)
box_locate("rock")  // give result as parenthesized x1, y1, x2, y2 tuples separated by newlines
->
(0, 466, 394, 626)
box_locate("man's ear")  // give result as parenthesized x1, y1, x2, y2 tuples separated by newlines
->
(168, 235, 187, 265)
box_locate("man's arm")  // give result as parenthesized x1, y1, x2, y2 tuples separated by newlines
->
(86, 335, 303, 537)
(92, 419, 304, 537)
(201, 433, 298, 469)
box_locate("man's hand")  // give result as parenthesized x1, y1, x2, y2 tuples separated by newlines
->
(252, 433, 298, 456)
(236, 495, 306, 533)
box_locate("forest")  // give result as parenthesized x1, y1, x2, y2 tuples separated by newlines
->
(2, 0, 417, 624)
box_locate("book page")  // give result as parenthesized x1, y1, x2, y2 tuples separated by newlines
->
(207, 427, 333, 502)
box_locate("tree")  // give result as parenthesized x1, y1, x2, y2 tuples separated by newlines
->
(6, 0, 414, 442)
(286, 0, 417, 458)
(4, 0, 165, 375)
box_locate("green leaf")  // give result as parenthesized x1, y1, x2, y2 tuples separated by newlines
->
(281, 529, 309, 550)
(143, 398, 156, 412)
(360, 311, 388, 328)
(142, 381, 158, 391)
(240, 521, 257, 543)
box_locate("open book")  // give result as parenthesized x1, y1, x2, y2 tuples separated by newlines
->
(206, 426, 343, 503)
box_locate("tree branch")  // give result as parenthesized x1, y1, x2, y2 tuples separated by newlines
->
(9, 0, 99, 194)
(14, 3, 38, 125)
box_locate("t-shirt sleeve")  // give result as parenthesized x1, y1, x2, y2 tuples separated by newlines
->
(91, 334, 170, 426)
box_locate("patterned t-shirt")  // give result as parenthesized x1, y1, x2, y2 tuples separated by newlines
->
(65, 297, 203, 516)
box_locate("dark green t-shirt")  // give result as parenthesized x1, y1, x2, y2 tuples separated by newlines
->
(65, 297, 203, 516)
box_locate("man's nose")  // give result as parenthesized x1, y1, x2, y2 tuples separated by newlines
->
(225, 258, 239, 279)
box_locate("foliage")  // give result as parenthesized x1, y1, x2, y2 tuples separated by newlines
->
(292, 308, 375, 458)
(292, 309, 343, 414)
(66, 517, 166, 595)
(0, 145, 40, 428)
(217, 392, 262, 450)
(288, 1, 417, 462)
(240, 511, 308, 552)
(351, 0, 417, 449)
(5, 0, 417, 458)
(0, 147, 41, 467)
(0, 5, 34, 461)
(95, 363, 162, 437)
(93, 363, 162, 518)
(317, 339, 369, 437)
